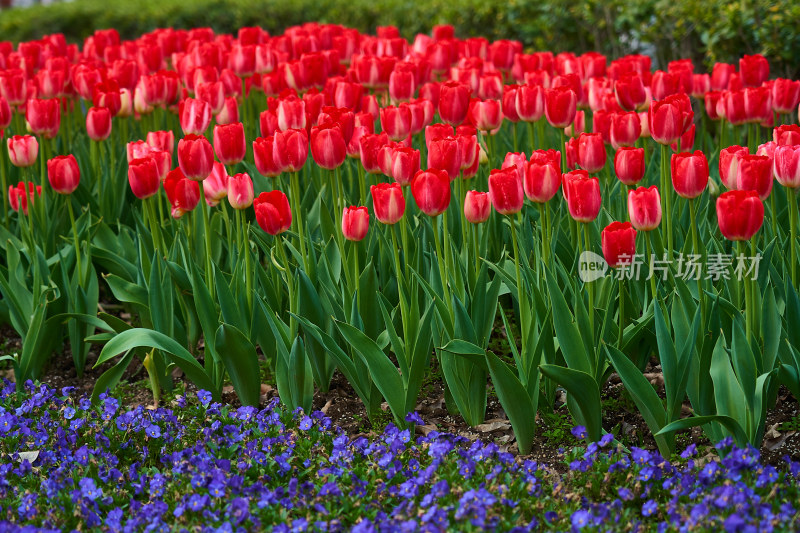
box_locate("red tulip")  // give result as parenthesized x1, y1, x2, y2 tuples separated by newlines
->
(128, 156, 160, 199)
(771, 78, 800, 114)
(614, 147, 646, 186)
(724, 89, 748, 125)
(671, 123, 695, 152)
(743, 86, 771, 123)
(438, 81, 471, 125)
(671, 150, 709, 199)
(371, 182, 405, 224)
(739, 54, 769, 88)
(627, 185, 662, 231)
(196, 81, 225, 114)
(516, 83, 545, 122)
(0, 69, 27, 106)
(501, 152, 527, 182)
(691, 74, 711, 98)
(710, 63, 735, 91)
(318, 107, 355, 145)
(231, 44, 256, 78)
(0, 96, 10, 130)
(252, 136, 281, 178)
(774, 125, 800, 146)
(563, 169, 601, 222)
(427, 136, 461, 180)
(650, 70, 680, 101)
(146, 131, 175, 154)
(464, 190, 491, 223)
(774, 145, 800, 188)
(390, 147, 421, 186)
(310, 123, 347, 170)
(649, 97, 685, 145)
(592, 109, 613, 144)
(424, 124, 455, 149)
(565, 110, 586, 137)
(389, 69, 415, 103)
(468, 98, 503, 133)
(47, 155, 80, 195)
(334, 81, 364, 110)
(8, 182, 41, 215)
(488, 167, 524, 215)
(178, 134, 215, 181)
(227, 172, 254, 209)
(601, 221, 637, 268)
(576, 133, 606, 173)
(360, 132, 389, 174)
(179, 98, 212, 135)
(524, 149, 561, 203)
(736, 154, 772, 200)
(273, 128, 309, 173)
(86, 107, 112, 141)
(544, 86, 577, 128)
(26, 98, 60, 139)
(500, 84, 520, 123)
(719, 146, 749, 189)
(610, 111, 641, 149)
(216, 97, 240, 125)
(411, 169, 451, 216)
(704, 91, 724, 120)
(565, 136, 579, 170)
(380, 104, 412, 142)
(342, 206, 370, 241)
(163, 168, 201, 218)
(254, 191, 292, 235)
(716, 190, 764, 241)
(92, 79, 122, 117)
(7, 135, 38, 168)
(203, 162, 229, 207)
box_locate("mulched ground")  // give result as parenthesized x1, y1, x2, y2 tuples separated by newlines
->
(2, 324, 798, 468)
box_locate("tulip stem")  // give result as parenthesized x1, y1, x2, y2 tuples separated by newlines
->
(391, 225, 410, 349)
(538, 202, 549, 271)
(646, 231, 658, 307)
(738, 241, 752, 345)
(66, 198, 83, 285)
(509, 214, 526, 353)
(527, 121, 535, 152)
(442, 209, 454, 315)
(401, 215, 411, 278)
(358, 165, 367, 207)
(660, 143, 674, 262)
(770, 192, 778, 240)
(583, 223, 595, 334)
(238, 209, 253, 314)
(618, 278, 625, 348)
(559, 130, 567, 172)
(276, 235, 296, 336)
(200, 197, 215, 296)
(290, 171, 308, 272)
(352, 241, 360, 313)
(689, 198, 704, 318)
(0, 147, 8, 225)
(790, 188, 798, 287)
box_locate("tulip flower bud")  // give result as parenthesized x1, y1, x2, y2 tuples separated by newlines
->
(610, 112, 641, 149)
(671, 150, 709, 199)
(277, 96, 306, 132)
(310, 123, 347, 170)
(438, 81, 471, 125)
(370, 182, 405, 224)
(736, 154, 772, 201)
(8, 182, 41, 215)
(516, 84, 545, 123)
(468, 98, 503, 133)
(7, 135, 39, 168)
(227, 172, 254, 209)
(545, 86, 577, 128)
(47, 155, 80, 195)
(146, 131, 175, 154)
(26, 98, 61, 139)
(342, 206, 370, 241)
(771, 78, 800, 114)
(253, 136, 281, 178)
(716, 190, 764, 241)
(614, 147, 645, 186)
(203, 162, 229, 207)
(86, 107, 112, 141)
(563, 169, 601, 223)
(488, 167, 524, 215)
(254, 191, 292, 235)
(213, 123, 246, 166)
(427, 136, 462, 180)
(774, 145, 800, 188)
(524, 149, 561, 203)
(179, 98, 212, 135)
(380, 104, 412, 142)
(627, 185, 662, 231)
(273, 128, 308, 173)
(390, 147, 421, 186)
(576, 133, 606, 173)
(215, 97, 240, 125)
(601, 221, 637, 268)
(411, 169, 452, 216)
(163, 168, 201, 219)
(178, 134, 215, 181)
(719, 146, 749, 189)
(0, 96, 10, 130)
(128, 156, 160, 199)
(739, 54, 769, 88)
(774, 125, 800, 147)
(464, 190, 491, 223)
(359, 132, 389, 174)
(614, 73, 647, 111)
(196, 81, 225, 114)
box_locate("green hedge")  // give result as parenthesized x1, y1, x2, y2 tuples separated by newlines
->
(2, 0, 799, 77)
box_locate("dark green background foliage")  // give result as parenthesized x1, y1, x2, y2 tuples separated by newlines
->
(1, 0, 798, 76)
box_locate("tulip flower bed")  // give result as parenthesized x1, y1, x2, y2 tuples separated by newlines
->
(2, 20, 800, 529)
(1, 381, 799, 531)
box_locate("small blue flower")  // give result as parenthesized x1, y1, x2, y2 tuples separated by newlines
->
(571, 510, 592, 530)
(642, 500, 657, 517)
(197, 390, 213, 407)
(571, 426, 587, 439)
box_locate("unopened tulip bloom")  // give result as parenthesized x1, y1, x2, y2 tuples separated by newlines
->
(203, 162, 229, 206)
(464, 190, 491, 223)
(7, 135, 39, 168)
(310, 123, 346, 170)
(736, 154, 772, 200)
(438, 81, 470, 125)
(563, 170, 601, 222)
(227, 173, 254, 209)
(614, 73, 646, 111)
(649, 98, 683, 145)
(774, 145, 800, 188)
(163, 168, 201, 218)
(704, 91, 724, 120)
(468, 98, 503, 133)
(719, 145, 749, 189)
(412, 169, 451, 216)
(276, 97, 306, 132)
(772, 78, 800, 114)
(146, 131, 175, 154)
(739, 54, 769, 88)
(178, 134, 215, 181)
(743, 86, 771, 123)
(342, 206, 370, 241)
(86, 107, 112, 141)
(671, 150, 709, 199)
(627, 186, 661, 231)
(516, 84, 545, 122)
(0, 96, 10, 130)
(610, 112, 641, 149)
(601, 221, 637, 268)
(577, 133, 606, 173)
(128, 156, 160, 199)
(545, 86, 577, 128)
(213, 123, 246, 166)
(216, 97, 240, 125)
(716, 190, 764, 241)
(196, 81, 225, 114)
(524, 149, 561, 203)
(26, 98, 61, 139)
(253, 136, 281, 178)
(425, 124, 455, 148)
(179, 98, 212, 135)
(8, 182, 41, 215)
(427, 137, 461, 180)
(390, 147, 420, 186)
(614, 147, 645, 186)
(389, 70, 415, 103)
(47, 155, 80, 195)
(254, 191, 292, 235)
(774, 124, 800, 146)
(273, 128, 308, 173)
(380, 105, 412, 142)
(488, 167, 524, 215)
(360, 132, 389, 174)
(371, 182, 405, 224)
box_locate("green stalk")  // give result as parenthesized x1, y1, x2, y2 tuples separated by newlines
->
(790, 188, 798, 287)
(143, 350, 161, 407)
(769, 192, 778, 240)
(238, 209, 253, 314)
(738, 241, 752, 345)
(646, 231, 658, 307)
(689, 198, 704, 318)
(509, 215, 527, 367)
(391, 225, 410, 352)
(289, 171, 308, 271)
(661, 143, 674, 261)
(275, 235, 296, 335)
(66, 198, 83, 285)
(618, 278, 625, 348)
(358, 165, 367, 207)
(442, 208, 454, 313)
(200, 197, 215, 296)
(527, 121, 535, 153)
(352, 240, 360, 312)
(583, 223, 595, 334)
(0, 147, 8, 225)
(559, 129, 567, 173)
